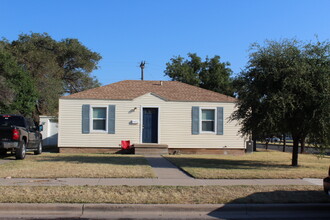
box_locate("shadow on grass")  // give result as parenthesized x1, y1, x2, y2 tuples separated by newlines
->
(208, 190, 330, 218)
(0, 153, 21, 161)
(42, 145, 60, 153)
(229, 190, 330, 203)
(0, 145, 59, 161)
(166, 157, 294, 170)
(35, 154, 149, 166)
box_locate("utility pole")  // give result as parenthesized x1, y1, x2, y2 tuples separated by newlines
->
(140, 61, 145, 80)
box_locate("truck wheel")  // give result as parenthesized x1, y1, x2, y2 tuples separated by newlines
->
(34, 142, 42, 155)
(15, 141, 26, 160)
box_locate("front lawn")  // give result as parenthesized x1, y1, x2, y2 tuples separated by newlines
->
(0, 185, 329, 204)
(0, 153, 155, 178)
(165, 150, 330, 179)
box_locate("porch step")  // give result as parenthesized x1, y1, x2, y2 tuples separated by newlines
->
(133, 144, 168, 155)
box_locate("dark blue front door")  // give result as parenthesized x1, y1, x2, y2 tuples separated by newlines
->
(142, 108, 158, 143)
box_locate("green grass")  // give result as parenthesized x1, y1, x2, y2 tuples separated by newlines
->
(0, 153, 155, 178)
(165, 150, 330, 179)
(0, 185, 329, 204)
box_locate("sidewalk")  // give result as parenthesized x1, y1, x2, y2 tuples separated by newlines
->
(0, 177, 322, 186)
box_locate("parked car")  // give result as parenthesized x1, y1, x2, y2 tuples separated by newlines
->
(324, 166, 330, 195)
(0, 114, 43, 159)
(272, 137, 280, 143)
(266, 137, 280, 143)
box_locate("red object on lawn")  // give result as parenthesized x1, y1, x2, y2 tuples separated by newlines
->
(121, 140, 131, 150)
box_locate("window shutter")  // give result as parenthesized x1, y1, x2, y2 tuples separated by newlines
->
(192, 106, 200, 135)
(82, 105, 90, 134)
(217, 107, 224, 135)
(108, 105, 116, 134)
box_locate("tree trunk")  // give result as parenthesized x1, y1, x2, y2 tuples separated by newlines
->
(32, 112, 40, 124)
(300, 138, 305, 154)
(265, 141, 269, 150)
(292, 137, 299, 166)
(252, 131, 257, 152)
(282, 134, 286, 152)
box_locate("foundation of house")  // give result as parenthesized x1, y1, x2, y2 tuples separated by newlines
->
(58, 146, 245, 155)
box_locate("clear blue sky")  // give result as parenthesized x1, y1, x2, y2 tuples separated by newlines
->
(1, 0, 329, 85)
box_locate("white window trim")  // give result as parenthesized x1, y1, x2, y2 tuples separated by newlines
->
(200, 107, 217, 134)
(90, 105, 108, 133)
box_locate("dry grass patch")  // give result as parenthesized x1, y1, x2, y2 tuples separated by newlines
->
(0, 185, 329, 204)
(0, 153, 155, 178)
(166, 150, 330, 179)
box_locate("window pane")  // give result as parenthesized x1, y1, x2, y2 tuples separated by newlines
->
(0, 116, 26, 127)
(93, 120, 106, 130)
(202, 121, 214, 132)
(202, 109, 215, 120)
(93, 108, 106, 118)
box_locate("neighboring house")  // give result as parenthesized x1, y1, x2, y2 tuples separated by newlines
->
(40, 116, 58, 146)
(58, 80, 246, 154)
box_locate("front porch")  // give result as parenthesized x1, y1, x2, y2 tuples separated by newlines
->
(133, 144, 168, 155)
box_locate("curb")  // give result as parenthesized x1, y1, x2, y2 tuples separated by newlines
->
(0, 203, 330, 216)
(0, 203, 83, 219)
(82, 203, 330, 212)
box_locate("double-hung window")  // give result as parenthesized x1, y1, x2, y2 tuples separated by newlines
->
(92, 107, 107, 131)
(201, 108, 216, 133)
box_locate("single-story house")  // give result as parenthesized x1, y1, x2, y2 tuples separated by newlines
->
(58, 80, 246, 154)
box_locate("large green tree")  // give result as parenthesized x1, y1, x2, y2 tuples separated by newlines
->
(231, 39, 330, 166)
(0, 48, 37, 116)
(164, 53, 234, 96)
(2, 33, 102, 117)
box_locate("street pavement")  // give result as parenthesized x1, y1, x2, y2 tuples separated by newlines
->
(0, 203, 330, 219)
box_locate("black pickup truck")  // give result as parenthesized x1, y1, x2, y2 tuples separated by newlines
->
(0, 114, 43, 159)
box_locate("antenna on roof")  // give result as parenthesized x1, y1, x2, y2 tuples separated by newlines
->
(140, 61, 146, 81)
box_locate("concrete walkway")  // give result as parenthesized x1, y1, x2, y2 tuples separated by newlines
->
(145, 155, 191, 179)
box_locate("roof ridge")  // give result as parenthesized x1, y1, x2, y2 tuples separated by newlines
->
(171, 80, 233, 97)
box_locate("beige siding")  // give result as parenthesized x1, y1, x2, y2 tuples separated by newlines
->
(59, 93, 245, 149)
